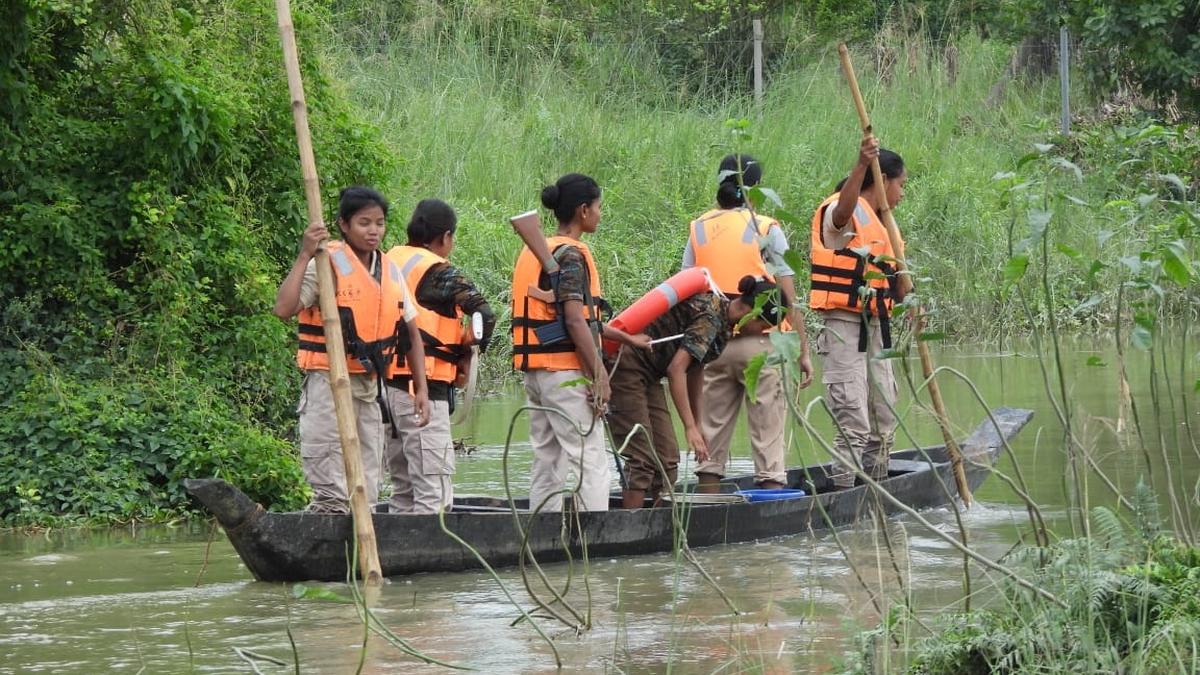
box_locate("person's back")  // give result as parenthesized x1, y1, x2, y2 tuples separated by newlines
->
(681, 155, 812, 494)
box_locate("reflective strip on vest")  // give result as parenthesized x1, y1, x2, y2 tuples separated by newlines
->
(808, 193, 898, 316)
(385, 245, 464, 384)
(296, 243, 406, 374)
(688, 208, 775, 294)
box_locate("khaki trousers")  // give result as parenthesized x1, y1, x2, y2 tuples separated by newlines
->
(385, 387, 454, 514)
(297, 370, 382, 513)
(696, 334, 787, 485)
(816, 315, 898, 488)
(524, 369, 611, 512)
(606, 361, 678, 495)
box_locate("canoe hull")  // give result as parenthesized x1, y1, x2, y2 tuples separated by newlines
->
(186, 407, 1032, 582)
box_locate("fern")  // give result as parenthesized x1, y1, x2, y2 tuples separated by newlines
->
(1129, 479, 1163, 546)
(1090, 506, 1129, 552)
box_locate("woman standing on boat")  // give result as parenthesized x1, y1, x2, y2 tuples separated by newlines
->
(682, 155, 813, 493)
(273, 186, 429, 514)
(385, 199, 496, 514)
(810, 137, 907, 488)
(608, 276, 784, 508)
(511, 173, 645, 512)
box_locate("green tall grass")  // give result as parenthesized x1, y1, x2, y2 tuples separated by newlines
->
(317, 14, 1071, 381)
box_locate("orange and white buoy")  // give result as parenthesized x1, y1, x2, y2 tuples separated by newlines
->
(604, 267, 716, 354)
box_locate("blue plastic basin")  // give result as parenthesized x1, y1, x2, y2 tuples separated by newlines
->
(734, 488, 807, 502)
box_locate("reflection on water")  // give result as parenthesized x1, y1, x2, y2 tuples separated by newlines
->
(1, 340, 1197, 672)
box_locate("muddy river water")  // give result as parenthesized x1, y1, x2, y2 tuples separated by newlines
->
(2, 339, 1197, 672)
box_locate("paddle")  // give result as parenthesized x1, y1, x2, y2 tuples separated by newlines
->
(837, 43, 973, 507)
(274, 0, 383, 583)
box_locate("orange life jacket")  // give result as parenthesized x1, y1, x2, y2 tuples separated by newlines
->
(688, 208, 776, 294)
(385, 245, 464, 384)
(809, 192, 901, 350)
(296, 242, 409, 376)
(510, 236, 607, 372)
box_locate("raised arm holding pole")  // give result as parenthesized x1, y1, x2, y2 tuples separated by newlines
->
(274, 0, 383, 583)
(837, 43, 973, 507)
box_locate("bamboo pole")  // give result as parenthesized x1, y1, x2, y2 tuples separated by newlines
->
(837, 43, 973, 507)
(275, 0, 383, 583)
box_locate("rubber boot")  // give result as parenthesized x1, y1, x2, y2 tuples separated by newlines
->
(622, 489, 646, 509)
(696, 472, 722, 494)
(759, 480, 785, 490)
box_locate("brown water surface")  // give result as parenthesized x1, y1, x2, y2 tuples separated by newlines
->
(2, 339, 1197, 672)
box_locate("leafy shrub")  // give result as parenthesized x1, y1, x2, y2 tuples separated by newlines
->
(0, 0, 392, 523)
(844, 491, 1200, 673)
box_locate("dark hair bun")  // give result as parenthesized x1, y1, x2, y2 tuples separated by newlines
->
(737, 275, 757, 294)
(540, 184, 560, 210)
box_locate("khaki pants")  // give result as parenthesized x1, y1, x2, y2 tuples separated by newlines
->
(696, 334, 787, 485)
(816, 315, 898, 488)
(298, 370, 383, 514)
(607, 361, 678, 495)
(385, 387, 454, 514)
(524, 369, 611, 512)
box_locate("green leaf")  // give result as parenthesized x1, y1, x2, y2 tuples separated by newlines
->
(863, 270, 887, 281)
(1056, 243, 1082, 260)
(1131, 325, 1153, 351)
(1085, 356, 1107, 367)
(292, 584, 352, 603)
(875, 348, 905, 360)
(772, 207, 803, 227)
(1157, 173, 1187, 197)
(1097, 230, 1116, 247)
(1003, 255, 1029, 288)
(1194, 379, 1200, 393)
(1016, 152, 1042, 170)
(558, 376, 592, 389)
(1162, 256, 1191, 287)
(783, 250, 805, 276)
(1161, 240, 1192, 287)
(1028, 209, 1052, 242)
(1033, 143, 1055, 154)
(1120, 256, 1143, 275)
(768, 329, 802, 363)
(743, 352, 768, 404)
(918, 332, 945, 342)
(750, 186, 784, 209)
(1072, 294, 1103, 315)
(1051, 157, 1083, 182)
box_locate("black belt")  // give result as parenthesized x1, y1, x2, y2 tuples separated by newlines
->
(386, 375, 453, 403)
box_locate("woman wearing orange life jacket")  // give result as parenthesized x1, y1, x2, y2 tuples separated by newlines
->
(683, 154, 813, 493)
(510, 173, 647, 512)
(385, 199, 496, 514)
(810, 136, 908, 489)
(273, 186, 430, 514)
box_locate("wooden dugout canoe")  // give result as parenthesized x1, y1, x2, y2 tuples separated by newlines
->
(185, 407, 1032, 582)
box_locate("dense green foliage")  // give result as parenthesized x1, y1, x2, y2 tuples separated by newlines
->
(0, 0, 395, 524)
(847, 491, 1200, 673)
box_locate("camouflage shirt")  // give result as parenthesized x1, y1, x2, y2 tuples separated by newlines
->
(626, 292, 730, 378)
(552, 244, 589, 304)
(414, 262, 497, 352)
